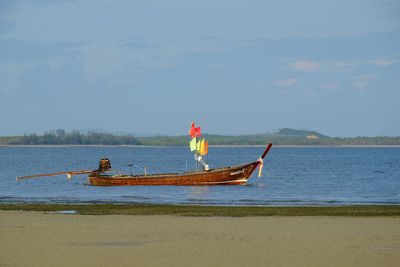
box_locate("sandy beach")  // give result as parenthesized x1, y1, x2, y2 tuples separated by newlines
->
(1, 211, 399, 267)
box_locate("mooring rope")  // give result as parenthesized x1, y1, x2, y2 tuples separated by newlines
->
(127, 163, 147, 174)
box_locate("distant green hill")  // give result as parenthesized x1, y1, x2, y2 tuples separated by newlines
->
(272, 128, 328, 138)
(0, 128, 399, 146)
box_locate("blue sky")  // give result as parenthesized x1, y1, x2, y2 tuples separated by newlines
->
(0, 0, 399, 137)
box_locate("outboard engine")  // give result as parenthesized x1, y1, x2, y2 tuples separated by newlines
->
(98, 158, 112, 172)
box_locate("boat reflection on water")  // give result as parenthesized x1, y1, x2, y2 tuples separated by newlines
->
(189, 186, 211, 200)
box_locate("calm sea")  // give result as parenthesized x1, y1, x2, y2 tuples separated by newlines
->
(1, 146, 399, 206)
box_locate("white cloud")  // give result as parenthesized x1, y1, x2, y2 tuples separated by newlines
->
(317, 82, 340, 91)
(0, 61, 38, 93)
(349, 74, 377, 94)
(352, 74, 377, 81)
(371, 59, 399, 67)
(352, 81, 367, 94)
(294, 60, 320, 72)
(274, 78, 299, 87)
(335, 61, 357, 73)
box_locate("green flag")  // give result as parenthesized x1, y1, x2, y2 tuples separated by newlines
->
(190, 138, 197, 151)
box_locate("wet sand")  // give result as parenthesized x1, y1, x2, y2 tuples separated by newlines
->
(1, 211, 399, 266)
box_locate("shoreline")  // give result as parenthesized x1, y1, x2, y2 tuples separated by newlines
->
(1, 204, 399, 216)
(2, 144, 400, 148)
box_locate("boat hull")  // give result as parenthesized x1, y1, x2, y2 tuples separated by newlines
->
(87, 161, 260, 186)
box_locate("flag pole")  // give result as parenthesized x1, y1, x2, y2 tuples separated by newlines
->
(195, 152, 197, 171)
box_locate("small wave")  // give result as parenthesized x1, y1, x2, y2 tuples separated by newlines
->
(238, 199, 259, 202)
(121, 195, 151, 200)
(0, 196, 16, 200)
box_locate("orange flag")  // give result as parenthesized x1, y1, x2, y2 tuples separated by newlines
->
(204, 141, 208, 155)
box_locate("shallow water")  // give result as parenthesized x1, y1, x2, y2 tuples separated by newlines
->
(1, 146, 399, 206)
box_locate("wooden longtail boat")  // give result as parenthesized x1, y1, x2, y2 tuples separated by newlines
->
(87, 143, 272, 186)
(17, 143, 272, 186)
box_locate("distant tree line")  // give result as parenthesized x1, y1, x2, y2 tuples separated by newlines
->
(130, 134, 400, 146)
(136, 135, 400, 146)
(0, 129, 139, 145)
(0, 129, 399, 146)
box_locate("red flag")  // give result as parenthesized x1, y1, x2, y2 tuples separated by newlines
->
(189, 122, 196, 137)
(195, 127, 201, 137)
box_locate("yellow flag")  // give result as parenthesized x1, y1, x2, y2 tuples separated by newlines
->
(67, 173, 71, 179)
(257, 158, 263, 177)
(199, 138, 205, 155)
(196, 139, 201, 152)
(190, 138, 197, 151)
